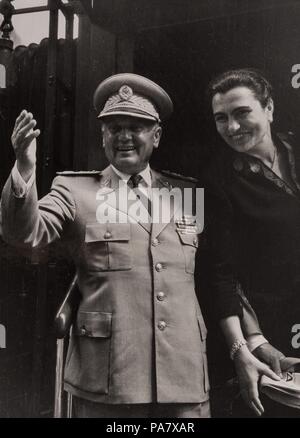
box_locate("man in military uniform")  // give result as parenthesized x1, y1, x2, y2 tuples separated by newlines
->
(1, 73, 211, 417)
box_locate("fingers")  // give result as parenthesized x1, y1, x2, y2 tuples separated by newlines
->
(260, 364, 281, 381)
(252, 343, 285, 379)
(270, 356, 283, 378)
(14, 109, 31, 132)
(13, 109, 26, 130)
(14, 110, 37, 134)
(249, 383, 264, 416)
(18, 118, 37, 140)
(241, 385, 264, 417)
(22, 129, 40, 148)
(12, 110, 40, 151)
(250, 400, 264, 417)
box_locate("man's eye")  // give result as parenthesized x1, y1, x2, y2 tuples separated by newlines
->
(131, 125, 143, 133)
(108, 126, 120, 134)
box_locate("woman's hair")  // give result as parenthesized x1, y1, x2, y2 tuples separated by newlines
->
(207, 68, 273, 108)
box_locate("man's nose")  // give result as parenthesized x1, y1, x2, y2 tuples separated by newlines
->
(227, 118, 240, 134)
(118, 128, 133, 140)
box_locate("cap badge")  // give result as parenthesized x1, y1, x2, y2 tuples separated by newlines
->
(118, 85, 133, 101)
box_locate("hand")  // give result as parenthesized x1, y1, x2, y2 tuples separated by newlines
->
(252, 342, 284, 377)
(234, 345, 281, 416)
(11, 110, 40, 181)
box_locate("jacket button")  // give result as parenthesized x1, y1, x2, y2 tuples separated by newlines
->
(158, 321, 166, 331)
(264, 170, 273, 178)
(193, 237, 198, 246)
(104, 231, 112, 239)
(157, 292, 165, 301)
(152, 238, 159, 246)
(155, 263, 163, 272)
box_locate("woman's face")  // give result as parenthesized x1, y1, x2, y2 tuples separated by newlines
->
(212, 86, 274, 154)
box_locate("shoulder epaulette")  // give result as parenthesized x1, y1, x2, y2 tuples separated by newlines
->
(56, 170, 102, 176)
(160, 169, 198, 183)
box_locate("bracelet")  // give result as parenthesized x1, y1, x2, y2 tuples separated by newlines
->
(230, 339, 247, 360)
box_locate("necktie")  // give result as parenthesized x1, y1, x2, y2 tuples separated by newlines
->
(127, 174, 143, 189)
(127, 174, 152, 217)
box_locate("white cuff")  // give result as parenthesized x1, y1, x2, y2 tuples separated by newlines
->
(246, 334, 268, 352)
(11, 162, 35, 198)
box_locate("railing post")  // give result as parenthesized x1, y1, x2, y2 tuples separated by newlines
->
(0, 0, 14, 39)
(54, 338, 65, 418)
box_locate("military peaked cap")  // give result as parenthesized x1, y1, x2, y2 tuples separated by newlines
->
(93, 73, 173, 122)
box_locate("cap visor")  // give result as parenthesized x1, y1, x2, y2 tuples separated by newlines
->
(98, 111, 159, 122)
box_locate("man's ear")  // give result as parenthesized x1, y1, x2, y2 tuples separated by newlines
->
(266, 98, 274, 123)
(153, 125, 162, 149)
(100, 123, 105, 148)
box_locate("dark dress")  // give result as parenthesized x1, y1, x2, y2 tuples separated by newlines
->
(201, 132, 300, 417)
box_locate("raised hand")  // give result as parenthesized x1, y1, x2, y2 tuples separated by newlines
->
(12, 110, 40, 182)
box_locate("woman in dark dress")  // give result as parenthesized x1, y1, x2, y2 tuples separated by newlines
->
(205, 68, 300, 417)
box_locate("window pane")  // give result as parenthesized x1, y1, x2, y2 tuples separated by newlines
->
(10, 2, 78, 46)
(12, 11, 50, 46)
(58, 9, 66, 39)
(13, 0, 48, 8)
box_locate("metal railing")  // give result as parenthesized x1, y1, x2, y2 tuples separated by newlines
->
(53, 274, 79, 418)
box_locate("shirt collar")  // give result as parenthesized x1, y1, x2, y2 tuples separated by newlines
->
(110, 164, 152, 187)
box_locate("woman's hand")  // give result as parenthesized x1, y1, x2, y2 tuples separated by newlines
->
(252, 343, 284, 377)
(234, 345, 281, 416)
(12, 110, 40, 182)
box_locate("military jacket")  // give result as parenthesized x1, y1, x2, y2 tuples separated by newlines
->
(1, 165, 209, 403)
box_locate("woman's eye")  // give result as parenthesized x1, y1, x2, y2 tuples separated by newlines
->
(237, 109, 251, 117)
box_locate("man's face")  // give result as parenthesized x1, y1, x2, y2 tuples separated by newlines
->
(101, 115, 162, 174)
(212, 86, 273, 154)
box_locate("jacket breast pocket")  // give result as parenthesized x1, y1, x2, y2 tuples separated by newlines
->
(177, 230, 199, 274)
(197, 313, 210, 393)
(65, 311, 112, 395)
(83, 223, 132, 271)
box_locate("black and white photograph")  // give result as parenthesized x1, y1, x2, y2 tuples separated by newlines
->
(0, 0, 300, 420)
